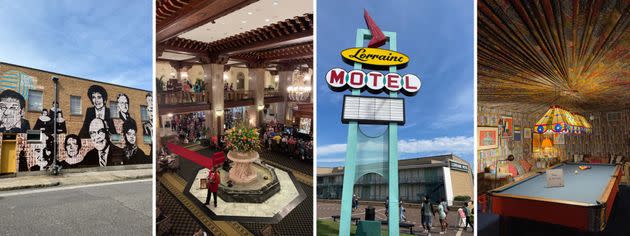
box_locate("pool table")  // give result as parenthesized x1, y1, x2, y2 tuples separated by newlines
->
(489, 163, 622, 232)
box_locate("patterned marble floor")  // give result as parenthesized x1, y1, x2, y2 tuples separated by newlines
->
(161, 148, 314, 235)
(189, 167, 300, 217)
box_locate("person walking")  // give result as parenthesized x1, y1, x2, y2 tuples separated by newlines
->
(438, 200, 447, 234)
(384, 196, 389, 217)
(421, 196, 435, 233)
(399, 201, 406, 222)
(464, 201, 474, 231)
(204, 167, 220, 208)
(440, 198, 449, 229)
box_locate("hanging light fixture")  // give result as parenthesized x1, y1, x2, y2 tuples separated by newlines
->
(287, 67, 312, 102)
(534, 106, 591, 135)
(576, 114, 592, 133)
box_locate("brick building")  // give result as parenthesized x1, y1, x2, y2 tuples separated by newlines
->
(317, 154, 474, 205)
(0, 62, 152, 175)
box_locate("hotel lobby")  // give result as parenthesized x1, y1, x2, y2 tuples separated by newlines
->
(154, 0, 313, 235)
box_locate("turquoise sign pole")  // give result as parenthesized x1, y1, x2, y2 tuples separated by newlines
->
(386, 31, 400, 236)
(339, 28, 400, 236)
(338, 28, 367, 236)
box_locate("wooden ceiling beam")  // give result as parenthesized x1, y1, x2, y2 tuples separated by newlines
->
(156, 0, 258, 43)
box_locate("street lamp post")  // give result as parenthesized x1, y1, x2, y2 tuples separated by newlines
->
(51, 76, 60, 175)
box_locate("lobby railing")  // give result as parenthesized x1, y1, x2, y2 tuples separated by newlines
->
(157, 90, 209, 106)
(224, 90, 253, 101)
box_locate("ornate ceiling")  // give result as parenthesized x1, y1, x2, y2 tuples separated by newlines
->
(478, 0, 630, 113)
(156, 0, 313, 68)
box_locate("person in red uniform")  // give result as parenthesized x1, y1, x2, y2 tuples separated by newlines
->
(205, 167, 220, 207)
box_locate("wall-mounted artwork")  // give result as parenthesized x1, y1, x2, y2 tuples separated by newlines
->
(0, 70, 37, 99)
(514, 127, 522, 141)
(478, 127, 499, 150)
(524, 128, 531, 139)
(79, 85, 116, 138)
(0, 90, 30, 133)
(499, 116, 513, 138)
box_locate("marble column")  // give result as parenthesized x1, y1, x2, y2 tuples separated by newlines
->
(247, 63, 266, 127)
(201, 63, 225, 136)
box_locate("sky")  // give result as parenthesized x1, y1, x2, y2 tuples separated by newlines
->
(0, 0, 153, 91)
(317, 0, 474, 167)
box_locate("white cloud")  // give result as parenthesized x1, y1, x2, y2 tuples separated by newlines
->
(398, 136, 473, 154)
(318, 143, 347, 156)
(318, 136, 474, 157)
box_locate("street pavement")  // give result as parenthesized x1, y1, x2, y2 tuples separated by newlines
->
(318, 200, 474, 236)
(0, 179, 152, 236)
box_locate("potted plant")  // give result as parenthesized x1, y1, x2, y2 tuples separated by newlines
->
(225, 122, 261, 183)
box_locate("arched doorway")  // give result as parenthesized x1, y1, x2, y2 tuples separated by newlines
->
(236, 72, 245, 89)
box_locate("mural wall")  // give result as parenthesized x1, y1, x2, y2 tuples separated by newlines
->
(0, 66, 152, 172)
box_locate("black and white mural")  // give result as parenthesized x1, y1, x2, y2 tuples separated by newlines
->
(0, 71, 152, 172)
(0, 89, 30, 133)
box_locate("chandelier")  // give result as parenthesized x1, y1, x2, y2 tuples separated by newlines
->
(287, 68, 312, 102)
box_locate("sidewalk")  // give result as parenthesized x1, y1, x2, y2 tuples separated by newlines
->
(0, 164, 152, 191)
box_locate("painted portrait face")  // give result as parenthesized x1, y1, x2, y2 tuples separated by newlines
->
(91, 92, 104, 109)
(89, 119, 107, 151)
(147, 105, 153, 121)
(126, 129, 136, 144)
(117, 95, 129, 113)
(0, 97, 22, 125)
(33, 146, 44, 162)
(42, 110, 48, 116)
(146, 95, 152, 107)
(66, 137, 79, 157)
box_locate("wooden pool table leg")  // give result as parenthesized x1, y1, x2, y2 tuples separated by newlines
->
(499, 216, 508, 235)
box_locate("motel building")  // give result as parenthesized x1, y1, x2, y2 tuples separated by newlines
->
(317, 154, 473, 206)
(0, 62, 152, 176)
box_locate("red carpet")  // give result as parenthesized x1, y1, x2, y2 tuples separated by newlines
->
(167, 143, 224, 169)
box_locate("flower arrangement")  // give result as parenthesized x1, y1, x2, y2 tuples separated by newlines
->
(225, 122, 260, 152)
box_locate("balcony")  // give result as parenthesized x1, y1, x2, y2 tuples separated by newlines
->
(157, 91, 211, 115)
(264, 90, 284, 103)
(158, 89, 287, 114)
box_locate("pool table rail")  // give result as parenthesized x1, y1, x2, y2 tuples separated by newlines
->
(488, 163, 623, 232)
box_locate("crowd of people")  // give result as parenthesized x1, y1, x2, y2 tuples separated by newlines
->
(261, 121, 313, 161)
(164, 78, 206, 104)
(385, 196, 474, 234)
(165, 113, 208, 144)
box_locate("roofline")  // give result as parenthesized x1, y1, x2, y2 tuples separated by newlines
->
(317, 163, 450, 177)
(1, 61, 152, 93)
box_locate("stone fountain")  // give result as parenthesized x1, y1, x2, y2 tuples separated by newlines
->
(218, 150, 280, 203)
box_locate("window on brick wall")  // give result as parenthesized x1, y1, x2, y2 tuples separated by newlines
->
(70, 96, 81, 115)
(28, 90, 43, 112)
(110, 101, 119, 118)
(140, 105, 148, 121)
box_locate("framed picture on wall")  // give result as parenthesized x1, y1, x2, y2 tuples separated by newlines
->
(524, 128, 531, 139)
(514, 127, 522, 141)
(478, 127, 499, 150)
(499, 116, 513, 138)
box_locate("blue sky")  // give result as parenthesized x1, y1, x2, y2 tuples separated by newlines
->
(317, 0, 474, 167)
(0, 0, 152, 90)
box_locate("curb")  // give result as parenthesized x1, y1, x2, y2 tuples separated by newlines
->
(0, 170, 152, 192)
(0, 181, 61, 191)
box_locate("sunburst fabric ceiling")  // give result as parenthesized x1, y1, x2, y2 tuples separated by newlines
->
(478, 0, 630, 112)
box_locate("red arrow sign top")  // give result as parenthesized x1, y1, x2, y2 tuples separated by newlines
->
(364, 9, 387, 48)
